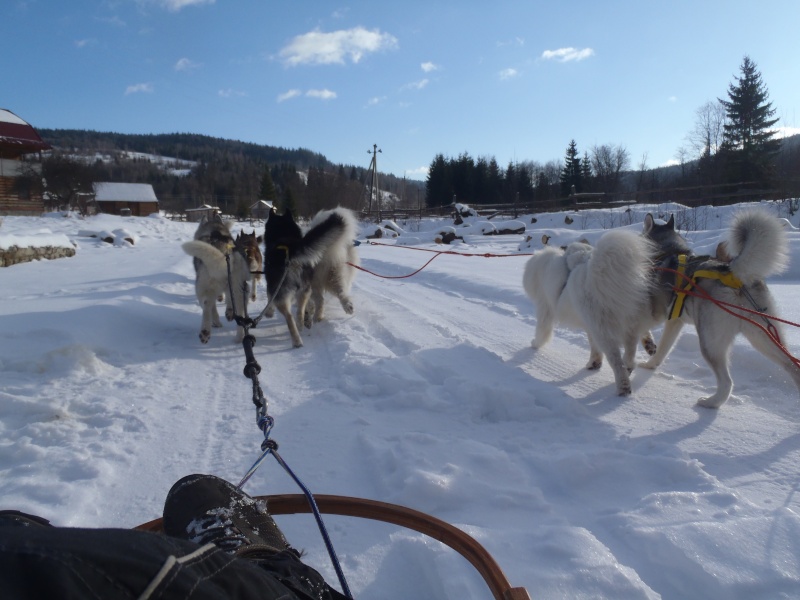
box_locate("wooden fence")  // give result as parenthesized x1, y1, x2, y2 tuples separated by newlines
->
(361, 180, 799, 223)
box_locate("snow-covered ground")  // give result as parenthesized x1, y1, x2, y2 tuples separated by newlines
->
(1, 201, 799, 599)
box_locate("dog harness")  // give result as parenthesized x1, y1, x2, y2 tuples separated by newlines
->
(668, 254, 743, 320)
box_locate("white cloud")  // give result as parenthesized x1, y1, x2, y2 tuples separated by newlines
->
(277, 89, 302, 103)
(499, 68, 518, 80)
(405, 165, 429, 180)
(218, 89, 246, 98)
(306, 89, 337, 100)
(497, 37, 525, 48)
(421, 61, 439, 73)
(367, 96, 387, 106)
(772, 126, 800, 138)
(125, 82, 154, 95)
(97, 16, 126, 27)
(403, 78, 429, 91)
(151, 0, 215, 11)
(280, 27, 398, 66)
(74, 39, 95, 48)
(668, 96, 678, 103)
(541, 47, 594, 62)
(174, 57, 201, 71)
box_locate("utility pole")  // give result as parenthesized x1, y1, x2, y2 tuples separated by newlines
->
(367, 143, 381, 220)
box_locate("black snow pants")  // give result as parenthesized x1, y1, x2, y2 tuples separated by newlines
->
(0, 523, 348, 600)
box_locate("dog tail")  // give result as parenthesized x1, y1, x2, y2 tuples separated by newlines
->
(726, 209, 789, 284)
(182, 240, 228, 279)
(295, 207, 357, 266)
(584, 229, 654, 317)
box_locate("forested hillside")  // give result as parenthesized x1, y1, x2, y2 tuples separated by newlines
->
(34, 129, 423, 218)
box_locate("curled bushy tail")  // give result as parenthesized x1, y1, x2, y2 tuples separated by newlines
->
(727, 210, 789, 284)
(182, 240, 227, 279)
(291, 207, 356, 267)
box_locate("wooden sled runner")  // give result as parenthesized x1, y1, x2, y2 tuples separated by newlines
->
(137, 493, 531, 600)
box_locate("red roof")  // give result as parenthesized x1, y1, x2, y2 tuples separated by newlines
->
(0, 108, 52, 155)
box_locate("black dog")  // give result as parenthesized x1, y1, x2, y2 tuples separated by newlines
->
(263, 207, 358, 348)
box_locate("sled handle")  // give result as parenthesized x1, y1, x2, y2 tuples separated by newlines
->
(136, 493, 530, 600)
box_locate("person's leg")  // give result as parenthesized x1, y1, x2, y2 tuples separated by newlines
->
(0, 517, 298, 600)
(163, 473, 349, 600)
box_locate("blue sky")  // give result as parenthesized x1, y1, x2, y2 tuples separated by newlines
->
(4, 0, 800, 181)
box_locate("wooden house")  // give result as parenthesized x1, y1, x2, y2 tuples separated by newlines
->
(185, 205, 220, 223)
(249, 199, 273, 220)
(0, 108, 52, 215)
(93, 182, 159, 216)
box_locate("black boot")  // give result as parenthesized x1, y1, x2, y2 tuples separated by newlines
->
(163, 474, 295, 558)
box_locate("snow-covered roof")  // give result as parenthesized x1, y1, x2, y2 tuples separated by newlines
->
(93, 182, 158, 203)
(250, 200, 273, 209)
(0, 108, 52, 153)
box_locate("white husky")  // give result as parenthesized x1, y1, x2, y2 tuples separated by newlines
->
(640, 210, 800, 407)
(523, 230, 656, 395)
(182, 239, 250, 344)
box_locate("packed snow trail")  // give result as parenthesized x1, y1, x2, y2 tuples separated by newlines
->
(1, 207, 800, 599)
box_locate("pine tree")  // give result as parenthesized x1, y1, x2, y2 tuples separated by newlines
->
(719, 56, 781, 185)
(259, 167, 278, 203)
(580, 151, 593, 192)
(559, 140, 582, 196)
(280, 187, 297, 215)
(425, 154, 451, 207)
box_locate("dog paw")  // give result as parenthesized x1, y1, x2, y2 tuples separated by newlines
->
(303, 312, 313, 329)
(696, 396, 725, 409)
(225, 307, 234, 321)
(200, 330, 210, 344)
(617, 382, 632, 396)
(642, 338, 657, 356)
(292, 339, 304, 348)
(586, 359, 602, 370)
(639, 359, 659, 370)
(342, 300, 354, 315)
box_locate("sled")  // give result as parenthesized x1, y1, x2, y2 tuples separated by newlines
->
(137, 493, 531, 600)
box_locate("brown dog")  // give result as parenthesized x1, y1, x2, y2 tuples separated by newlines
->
(235, 231, 263, 301)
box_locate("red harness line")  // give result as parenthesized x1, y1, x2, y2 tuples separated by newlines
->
(656, 266, 800, 369)
(348, 243, 800, 368)
(348, 241, 533, 280)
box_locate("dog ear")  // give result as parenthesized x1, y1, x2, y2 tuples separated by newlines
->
(715, 241, 732, 262)
(666, 214, 675, 229)
(643, 214, 654, 234)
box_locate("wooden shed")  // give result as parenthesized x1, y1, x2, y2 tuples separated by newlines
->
(249, 199, 273, 220)
(93, 182, 159, 216)
(0, 108, 52, 216)
(185, 205, 221, 223)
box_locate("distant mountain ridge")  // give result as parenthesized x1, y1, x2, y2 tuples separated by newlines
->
(35, 128, 422, 215)
(37, 129, 333, 171)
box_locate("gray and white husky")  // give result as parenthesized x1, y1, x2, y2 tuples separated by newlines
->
(263, 206, 358, 348)
(523, 231, 657, 395)
(182, 213, 251, 344)
(640, 210, 800, 408)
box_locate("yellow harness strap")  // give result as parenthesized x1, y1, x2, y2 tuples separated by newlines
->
(668, 254, 743, 320)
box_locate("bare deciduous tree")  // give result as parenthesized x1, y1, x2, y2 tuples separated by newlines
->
(590, 144, 630, 193)
(686, 100, 726, 159)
